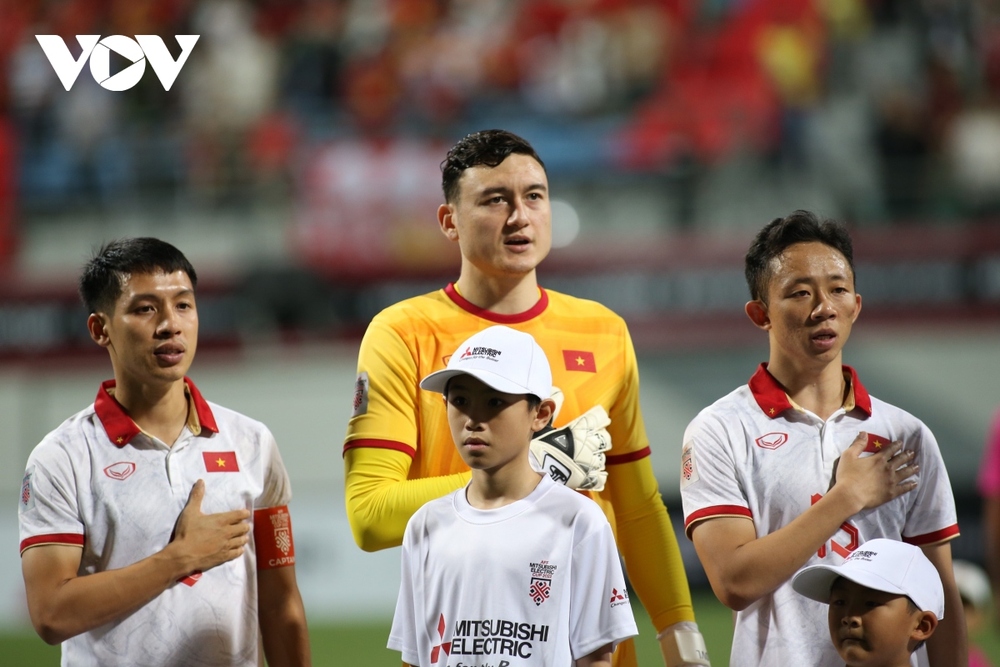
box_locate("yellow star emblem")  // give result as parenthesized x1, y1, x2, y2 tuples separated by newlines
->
(216, 458, 226, 468)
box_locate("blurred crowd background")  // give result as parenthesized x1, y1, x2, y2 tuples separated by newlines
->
(2, 0, 1000, 269)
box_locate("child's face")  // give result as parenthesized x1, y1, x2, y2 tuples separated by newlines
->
(827, 578, 931, 667)
(445, 376, 551, 473)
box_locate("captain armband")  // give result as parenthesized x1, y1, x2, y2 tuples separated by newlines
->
(253, 505, 296, 569)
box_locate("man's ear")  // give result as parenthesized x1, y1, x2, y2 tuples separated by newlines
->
(438, 203, 459, 242)
(87, 313, 111, 347)
(745, 300, 771, 331)
(910, 610, 938, 645)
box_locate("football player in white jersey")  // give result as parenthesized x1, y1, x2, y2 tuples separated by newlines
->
(18, 238, 310, 666)
(680, 210, 965, 667)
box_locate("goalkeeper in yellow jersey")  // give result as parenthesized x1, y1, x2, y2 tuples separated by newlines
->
(343, 129, 710, 667)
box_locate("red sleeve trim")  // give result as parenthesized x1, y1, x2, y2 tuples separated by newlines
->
(683, 505, 753, 537)
(605, 446, 651, 465)
(343, 438, 416, 458)
(903, 524, 960, 546)
(20, 533, 85, 555)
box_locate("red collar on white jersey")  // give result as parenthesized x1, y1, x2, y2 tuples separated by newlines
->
(94, 377, 219, 447)
(748, 363, 872, 419)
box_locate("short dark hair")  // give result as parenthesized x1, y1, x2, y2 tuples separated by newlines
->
(744, 210, 855, 302)
(79, 238, 197, 314)
(440, 129, 546, 203)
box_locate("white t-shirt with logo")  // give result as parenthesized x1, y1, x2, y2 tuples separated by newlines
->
(18, 379, 292, 667)
(389, 474, 638, 667)
(680, 364, 958, 667)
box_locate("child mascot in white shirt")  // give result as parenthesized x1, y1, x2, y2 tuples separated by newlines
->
(388, 325, 639, 667)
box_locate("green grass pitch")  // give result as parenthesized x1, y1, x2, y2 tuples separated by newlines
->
(3, 589, 997, 665)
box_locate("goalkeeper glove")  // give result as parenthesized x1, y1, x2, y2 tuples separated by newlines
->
(657, 621, 711, 667)
(530, 405, 611, 491)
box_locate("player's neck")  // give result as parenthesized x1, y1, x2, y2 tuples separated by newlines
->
(454, 269, 540, 316)
(467, 458, 543, 510)
(766, 355, 847, 420)
(111, 375, 190, 446)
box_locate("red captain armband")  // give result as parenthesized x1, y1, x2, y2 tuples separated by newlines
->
(254, 506, 296, 569)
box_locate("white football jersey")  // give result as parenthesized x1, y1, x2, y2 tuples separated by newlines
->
(389, 474, 638, 667)
(18, 379, 292, 667)
(680, 364, 958, 667)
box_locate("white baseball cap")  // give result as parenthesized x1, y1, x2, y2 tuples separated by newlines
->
(791, 538, 945, 619)
(420, 325, 552, 399)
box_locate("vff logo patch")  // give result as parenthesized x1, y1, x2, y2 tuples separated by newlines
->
(35, 35, 199, 92)
(680, 441, 699, 488)
(19, 467, 35, 512)
(352, 372, 369, 417)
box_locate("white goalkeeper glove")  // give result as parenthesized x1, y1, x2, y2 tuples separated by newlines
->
(657, 621, 711, 667)
(529, 405, 611, 491)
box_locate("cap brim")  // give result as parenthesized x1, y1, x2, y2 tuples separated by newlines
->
(419, 368, 542, 397)
(792, 563, 909, 604)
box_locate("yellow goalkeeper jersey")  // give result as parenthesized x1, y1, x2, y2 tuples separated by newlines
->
(345, 283, 650, 499)
(343, 283, 696, 648)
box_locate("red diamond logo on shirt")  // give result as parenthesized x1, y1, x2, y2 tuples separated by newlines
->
(755, 432, 788, 450)
(104, 462, 136, 480)
(430, 613, 451, 663)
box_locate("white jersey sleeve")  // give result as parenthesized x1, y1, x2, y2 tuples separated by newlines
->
(893, 408, 958, 543)
(569, 514, 638, 659)
(255, 425, 292, 510)
(388, 505, 425, 666)
(679, 394, 754, 536)
(19, 426, 86, 552)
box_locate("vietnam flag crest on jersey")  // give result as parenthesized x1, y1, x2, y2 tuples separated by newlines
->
(562, 350, 596, 373)
(863, 433, 892, 454)
(203, 451, 240, 472)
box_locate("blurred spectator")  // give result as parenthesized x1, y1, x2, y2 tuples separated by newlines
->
(181, 0, 280, 207)
(980, 408, 1000, 631)
(953, 560, 995, 667)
